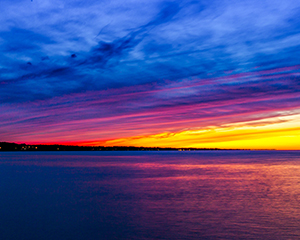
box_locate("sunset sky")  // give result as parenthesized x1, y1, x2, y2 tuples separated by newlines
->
(1, 0, 300, 149)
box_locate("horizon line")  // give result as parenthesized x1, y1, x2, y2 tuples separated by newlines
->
(0, 142, 293, 151)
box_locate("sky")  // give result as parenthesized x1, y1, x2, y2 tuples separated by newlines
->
(1, 0, 300, 149)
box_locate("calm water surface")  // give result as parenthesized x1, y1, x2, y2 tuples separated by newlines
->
(0, 151, 300, 239)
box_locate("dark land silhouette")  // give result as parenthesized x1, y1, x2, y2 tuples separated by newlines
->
(0, 142, 233, 151)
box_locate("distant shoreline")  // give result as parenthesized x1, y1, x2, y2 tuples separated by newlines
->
(0, 142, 276, 151)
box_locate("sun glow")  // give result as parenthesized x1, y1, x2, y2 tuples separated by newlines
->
(93, 113, 300, 150)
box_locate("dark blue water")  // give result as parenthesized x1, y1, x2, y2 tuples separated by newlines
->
(0, 151, 300, 239)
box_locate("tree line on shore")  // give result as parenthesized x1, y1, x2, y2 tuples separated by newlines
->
(0, 142, 225, 151)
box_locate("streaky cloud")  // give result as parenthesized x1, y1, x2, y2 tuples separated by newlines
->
(0, 0, 300, 148)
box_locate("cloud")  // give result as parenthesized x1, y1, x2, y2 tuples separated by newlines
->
(0, 0, 300, 145)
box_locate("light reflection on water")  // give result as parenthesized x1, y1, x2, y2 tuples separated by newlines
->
(0, 151, 300, 239)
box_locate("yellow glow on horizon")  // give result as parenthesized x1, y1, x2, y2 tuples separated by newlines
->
(95, 113, 300, 150)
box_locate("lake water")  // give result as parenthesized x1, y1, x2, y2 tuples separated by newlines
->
(0, 151, 300, 239)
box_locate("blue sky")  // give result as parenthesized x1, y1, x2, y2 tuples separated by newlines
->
(1, 0, 300, 147)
